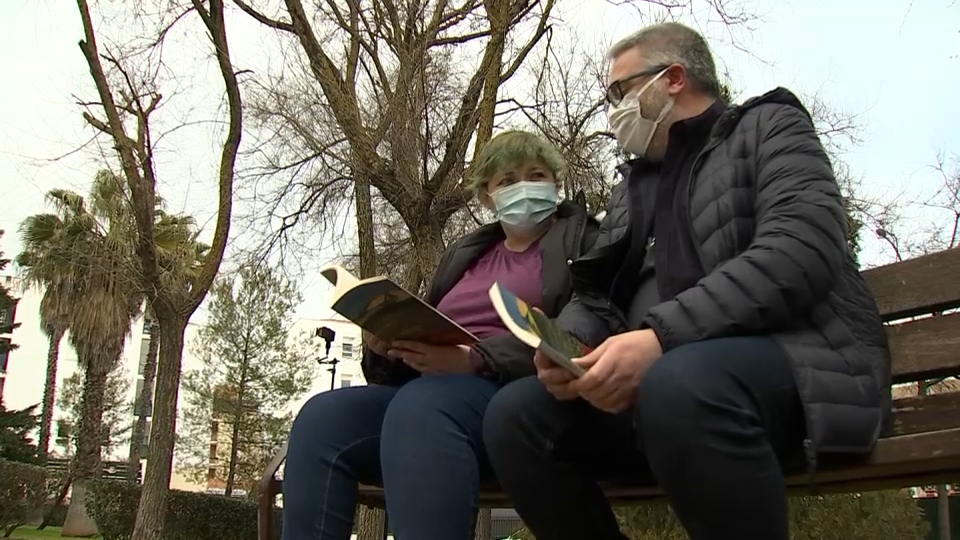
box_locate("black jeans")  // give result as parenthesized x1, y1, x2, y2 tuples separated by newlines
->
(484, 336, 806, 540)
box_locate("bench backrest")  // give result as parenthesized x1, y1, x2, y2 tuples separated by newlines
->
(861, 247, 960, 385)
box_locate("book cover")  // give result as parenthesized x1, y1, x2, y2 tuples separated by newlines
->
(488, 281, 590, 377)
(320, 265, 478, 347)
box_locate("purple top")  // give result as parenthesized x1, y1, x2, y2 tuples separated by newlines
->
(436, 240, 544, 340)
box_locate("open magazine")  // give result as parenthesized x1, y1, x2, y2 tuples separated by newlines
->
(488, 281, 591, 377)
(320, 265, 478, 347)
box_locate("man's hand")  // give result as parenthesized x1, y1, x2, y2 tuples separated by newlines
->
(363, 330, 392, 357)
(535, 349, 580, 400)
(389, 340, 474, 375)
(570, 329, 663, 413)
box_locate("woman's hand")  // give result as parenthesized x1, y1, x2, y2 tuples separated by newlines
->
(362, 330, 392, 357)
(388, 341, 474, 375)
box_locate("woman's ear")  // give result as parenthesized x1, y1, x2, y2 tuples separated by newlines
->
(478, 189, 494, 211)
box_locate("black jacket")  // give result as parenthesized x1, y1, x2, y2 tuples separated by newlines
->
(362, 197, 599, 387)
(557, 88, 892, 456)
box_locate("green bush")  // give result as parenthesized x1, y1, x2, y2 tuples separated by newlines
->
(512, 490, 929, 540)
(0, 459, 47, 535)
(88, 480, 278, 540)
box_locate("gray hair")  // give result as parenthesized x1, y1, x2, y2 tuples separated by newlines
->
(608, 22, 720, 98)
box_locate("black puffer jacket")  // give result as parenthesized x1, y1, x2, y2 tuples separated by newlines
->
(362, 197, 599, 387)
(557, 88, 891, 456)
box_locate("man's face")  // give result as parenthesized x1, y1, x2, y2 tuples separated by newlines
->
(606, 47, 677, 162)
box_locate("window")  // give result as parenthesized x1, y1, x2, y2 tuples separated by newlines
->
(341, 340, 355, 360)
(340, 376, 353, 388)
(140, 419, 151, 454)
(208, 443, 218, 462)
(137, 338, 152, 375)
(207, 467, 217, 480)
(0, 339, 10, 373)
(210, 420, 219, 440)
(142, 315, 155, 335)
(0, 299, 17, 331)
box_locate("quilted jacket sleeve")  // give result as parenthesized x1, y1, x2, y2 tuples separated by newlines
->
(556, 293, 613, 348)
(644, 103, 848, 351)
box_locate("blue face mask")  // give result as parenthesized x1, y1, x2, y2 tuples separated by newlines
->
(490, 181, 558, 230)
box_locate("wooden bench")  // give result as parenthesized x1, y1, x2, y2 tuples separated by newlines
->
(257, 247, 960, 540)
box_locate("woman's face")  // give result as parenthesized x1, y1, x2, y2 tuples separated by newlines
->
(480, 161, 556, 210)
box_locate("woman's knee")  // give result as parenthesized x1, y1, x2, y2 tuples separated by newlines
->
(384, 375, 497, 424)
(288, 386, 396, 449)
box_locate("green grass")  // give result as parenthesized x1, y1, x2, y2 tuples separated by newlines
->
(7, 526, 101, 539)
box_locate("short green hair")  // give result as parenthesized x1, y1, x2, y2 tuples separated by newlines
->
(467, 130, 566, 191)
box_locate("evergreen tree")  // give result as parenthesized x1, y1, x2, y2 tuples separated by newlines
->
(0, 230, 20, 356)
(0, 402, 40, 464)
(178, 262, 314, 497)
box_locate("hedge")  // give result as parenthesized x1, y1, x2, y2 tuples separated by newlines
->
(88, 480, 281, 540)
(0, 459, 47, 535)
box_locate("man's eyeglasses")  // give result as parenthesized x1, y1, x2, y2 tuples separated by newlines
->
(605, 64, 670, 107)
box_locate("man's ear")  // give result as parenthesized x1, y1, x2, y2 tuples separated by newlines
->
(665, 63, 687, 96)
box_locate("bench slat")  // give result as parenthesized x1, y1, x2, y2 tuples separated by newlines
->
(863, 247, 960, 320)
(891, 392, 960, 436)
(888, 312, 960, 383)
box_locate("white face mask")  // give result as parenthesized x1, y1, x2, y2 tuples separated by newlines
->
(606, 68, 674, 158)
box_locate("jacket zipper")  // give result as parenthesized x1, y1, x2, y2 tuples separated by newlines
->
(804, 438, 819, 495)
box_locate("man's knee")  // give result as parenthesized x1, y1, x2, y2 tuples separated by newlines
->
(635, 337, 783, 442)
(483, 376, 552, 458)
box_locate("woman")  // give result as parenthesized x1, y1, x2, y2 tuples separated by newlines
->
(281, 130, 598, 540)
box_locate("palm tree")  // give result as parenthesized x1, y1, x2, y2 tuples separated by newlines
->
(126, 213, 207, 482)
(18, 171, 143, 537)
(37, 285, 69, 461)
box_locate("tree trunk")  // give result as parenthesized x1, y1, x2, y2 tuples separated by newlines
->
(405, 218, 446, 293)
(38, 473, 72, 530)
(62, 360, 109, 537)
(354, 172, 377, 279)
(225, 361, 248, 498)
(474, 508, 491, 540)
(355, 505, 386, 540)
(127, 316, 160, 483)
(131, 315, 187, 540)
(38, 326, 65, 460)
(938, 484, 951, 540)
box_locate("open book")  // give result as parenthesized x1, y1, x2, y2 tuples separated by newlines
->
(488, 281, 591, 377)
(320, 265, 478, 347)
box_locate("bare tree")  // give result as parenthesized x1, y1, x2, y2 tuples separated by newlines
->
(73, 1, 243, 539)
(236, 0, 556, 290)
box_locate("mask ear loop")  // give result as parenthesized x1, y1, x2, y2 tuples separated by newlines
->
(639, 68, 674, 152)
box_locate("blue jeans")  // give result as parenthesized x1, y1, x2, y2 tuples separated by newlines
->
(281, 374, 500, 540)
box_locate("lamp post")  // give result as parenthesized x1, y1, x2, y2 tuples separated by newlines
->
(315, 326, 340, 391)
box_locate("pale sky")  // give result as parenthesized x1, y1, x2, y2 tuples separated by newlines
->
(1, 0, 958, 323)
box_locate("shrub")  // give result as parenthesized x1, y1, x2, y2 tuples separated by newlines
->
(511, 490, 929, 540)
(88, 480, 280, 540)
(0, 459, 47, 535)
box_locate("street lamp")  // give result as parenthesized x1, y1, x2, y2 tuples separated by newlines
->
(315, 326, 340, 391)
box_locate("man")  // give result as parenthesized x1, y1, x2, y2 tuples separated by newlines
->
(482, 22, 891, 540)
